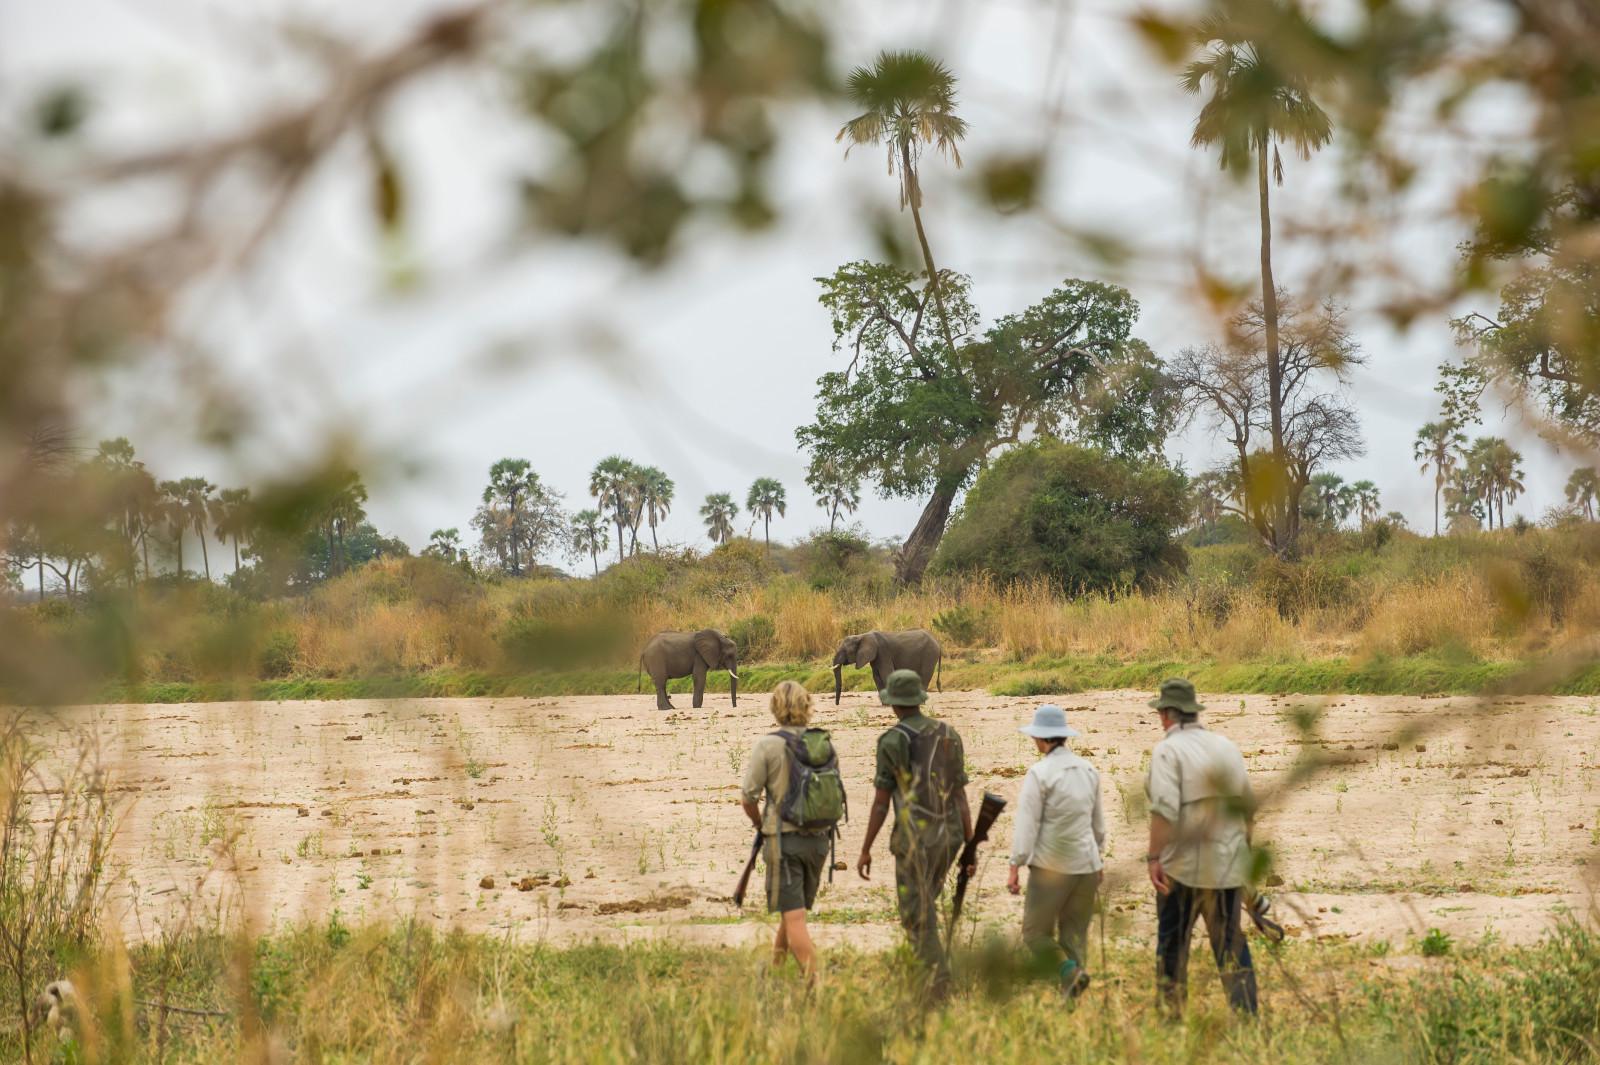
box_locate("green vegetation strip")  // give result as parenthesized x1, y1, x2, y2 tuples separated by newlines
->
(6, 920, 1598, 1062)
(95, 655, 1600, 704)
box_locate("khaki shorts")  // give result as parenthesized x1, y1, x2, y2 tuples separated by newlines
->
(769, 832, 830, 913)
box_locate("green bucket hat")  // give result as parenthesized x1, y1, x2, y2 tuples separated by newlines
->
(1149, 677, 1204, 716)
(879, 669, 928, 707)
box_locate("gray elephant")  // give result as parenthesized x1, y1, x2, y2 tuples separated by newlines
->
(832, 628, 942, 704)
(638, 629, 739, 711)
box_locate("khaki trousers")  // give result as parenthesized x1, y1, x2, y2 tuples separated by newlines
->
(1021, 868, 1098, 972)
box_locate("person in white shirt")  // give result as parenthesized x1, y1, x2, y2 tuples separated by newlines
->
(1006, 704, 1104, 998)
(1144, 678, 1259, 1015)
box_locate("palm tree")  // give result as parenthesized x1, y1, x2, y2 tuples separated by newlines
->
(838, 49, 968, 353)
(589, 456, 637, 563)
(1350, 479, 1381, 529)
(155, 477, 216, 579)
(156, 480, 191, 577)
(424, 527, 463, 563)
(211, 486, 252, 572)
(807, 460, 860, 532)
(745, 478, 787, 552)
(571, 509, 609, 575)
(1183, 17, 1332, 546)
(483, 458, 540, 577)
(323, 470, 368, 577)
(1483, 438, 1525, 528)
(1414, 420, 1464, 536)
(700, 493, 738, 546)
(1565, 467, 1599, 520)
(637, 466, 674, 552)
(1305, 471, 1348, 526)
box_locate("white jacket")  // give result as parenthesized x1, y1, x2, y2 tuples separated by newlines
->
(1009, 746, 1105, 875)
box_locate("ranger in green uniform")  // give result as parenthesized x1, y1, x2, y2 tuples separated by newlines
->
(855, 669, 973, 999)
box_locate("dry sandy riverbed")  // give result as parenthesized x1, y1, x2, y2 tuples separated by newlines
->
(20, 690, 1600, 952)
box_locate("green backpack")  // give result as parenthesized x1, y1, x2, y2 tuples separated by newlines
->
(772, 728, 848, 832)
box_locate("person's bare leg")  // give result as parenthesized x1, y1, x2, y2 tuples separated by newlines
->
(773, 920, 789, 967)
(781, 909, 817, 983)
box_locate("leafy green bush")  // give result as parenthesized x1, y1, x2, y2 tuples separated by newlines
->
(260, 630, 298, 678)
(727, 614, 776, 660)
(932, 441, 1189, 593)
(932, 604, 988, 646)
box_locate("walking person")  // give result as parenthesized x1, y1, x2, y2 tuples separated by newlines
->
(1006, 704, 1104, 999)
(739, 680, 844, 985)
(855, 669, 973, 1001)
(1144, 678, 1259, 1015)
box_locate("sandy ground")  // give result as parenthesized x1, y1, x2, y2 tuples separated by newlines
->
(21, 690, 1600, 952)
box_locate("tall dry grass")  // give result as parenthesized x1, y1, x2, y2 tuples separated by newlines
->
(31, 528, 1600, 688)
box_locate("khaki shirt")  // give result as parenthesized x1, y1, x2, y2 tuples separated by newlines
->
(1145, 722, 1253, 889)
(740, 727, 804, 835)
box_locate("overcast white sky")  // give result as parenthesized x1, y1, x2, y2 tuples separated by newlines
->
(3, 0, 1578, 568)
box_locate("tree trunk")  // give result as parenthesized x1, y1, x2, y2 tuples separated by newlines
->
(902, 142, 957, 354)
(509, 497, 521, 577)
(895, 481, 960, 585)
(1257, 135, 1290, 553)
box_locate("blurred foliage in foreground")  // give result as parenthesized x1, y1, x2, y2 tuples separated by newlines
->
(7, 524, 1600, 704)
(3, 918, 1598, 1063)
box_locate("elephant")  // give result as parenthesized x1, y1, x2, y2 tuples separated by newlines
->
(832, 628, 942, 704)
(638, 629, 739, 711)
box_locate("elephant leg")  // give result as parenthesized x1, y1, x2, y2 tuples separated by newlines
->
(653, 675, 673, 712)
(692, 667, 706, 709)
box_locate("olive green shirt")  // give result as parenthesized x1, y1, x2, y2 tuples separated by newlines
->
(874, 712, 968, 855)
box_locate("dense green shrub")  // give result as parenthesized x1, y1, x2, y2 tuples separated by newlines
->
(727, 614, 777, 660)
(932, 604, 988, 646)
(932, 441, 1189, 593)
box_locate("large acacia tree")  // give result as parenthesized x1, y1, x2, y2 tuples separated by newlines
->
(797, 261, 1171, 584)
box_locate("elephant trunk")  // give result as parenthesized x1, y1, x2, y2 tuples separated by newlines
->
(833, 664, 842, 705)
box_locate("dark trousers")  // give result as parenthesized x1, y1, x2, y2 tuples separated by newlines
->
(1155, 882, 1258, 1014)
(893, 834, 962, 995)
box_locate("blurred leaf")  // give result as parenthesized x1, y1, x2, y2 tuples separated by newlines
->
(1130, 12, 1190, 62)
(369, 136, 405, 234)
(34, 86, 88, 138)
(977, 153, 1044, 215)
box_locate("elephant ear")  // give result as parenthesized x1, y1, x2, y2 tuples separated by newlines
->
(854, 631, 879, 669)
(693, 629, 721, 668)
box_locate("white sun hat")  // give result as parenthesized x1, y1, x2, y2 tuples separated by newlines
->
(1018, 704, 1080, 739)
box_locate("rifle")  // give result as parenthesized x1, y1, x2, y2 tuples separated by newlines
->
(731, 832, 763, 908)
(949, 791, 1007, 931)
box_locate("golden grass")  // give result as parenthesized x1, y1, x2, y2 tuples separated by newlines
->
(85, 530, 1600, 686)
(1359, 573, 1497, 658)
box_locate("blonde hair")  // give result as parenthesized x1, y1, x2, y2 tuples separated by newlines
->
(770, 680, 813, 727)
